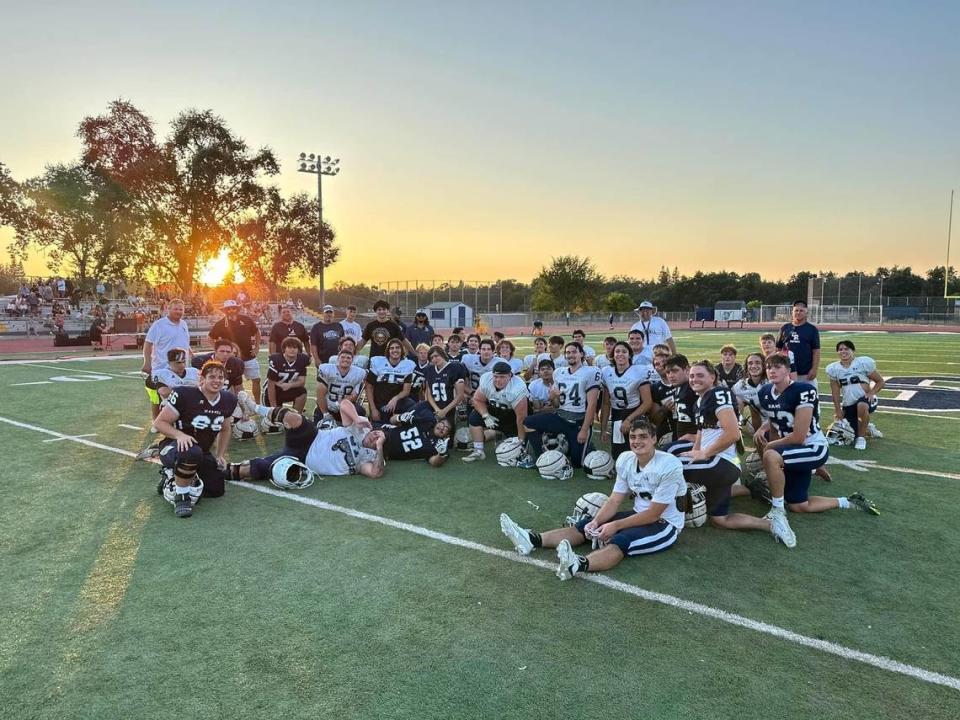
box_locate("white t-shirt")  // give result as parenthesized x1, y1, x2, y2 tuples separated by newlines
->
(612, 450, 686, 530)
(630, 315, 672, 348)
(306, 426, 376, 476)
(145, 317, 191, 374)
(340, 319, 363, 342)
(826, 356, 877, 406)
(527, 378, 553, 405)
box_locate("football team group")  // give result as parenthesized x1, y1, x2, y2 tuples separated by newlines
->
(136, 297, 883, 581)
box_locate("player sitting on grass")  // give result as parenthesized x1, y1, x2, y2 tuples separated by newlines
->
(233, 390, 386, 479)
(500, 419, 686, 580)
(754, 354, 879, 549)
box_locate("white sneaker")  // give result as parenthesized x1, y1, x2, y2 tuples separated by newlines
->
(499, 513, 534, 556)
(556, 539, 581, 580)
(867, 423, 883, 439)
(854, 437, 867, 451)
(462, 449, 486, 463)
(236, 390, 258, 416)
(766, 508, 797, 548)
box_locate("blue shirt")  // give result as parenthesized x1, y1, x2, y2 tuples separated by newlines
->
(776, 322, 820, 375)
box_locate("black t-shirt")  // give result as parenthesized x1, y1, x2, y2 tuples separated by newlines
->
(268, 321, 309, 352)
(192, 352, 245, 388)
(209, 315, 259, 360)
(309, 321, 345, 364)
(362, 320, 404, 357)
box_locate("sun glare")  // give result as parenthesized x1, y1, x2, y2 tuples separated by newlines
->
(198, 248, 244, 286)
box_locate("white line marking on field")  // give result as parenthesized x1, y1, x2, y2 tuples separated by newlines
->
(891, 390, 917, 402)
(0, 413, 958, 692)
(10, 381, 54, 386)
(919, 380, 935, 387)
(19, 363, 141, 380)
(42, 433, 98, 443)
(0, 354, 137, 366)
(231, 481, 960, 692)
(118, 424, 144, 430)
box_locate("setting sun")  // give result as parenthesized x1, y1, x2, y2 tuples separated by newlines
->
(198, 248, 244, 286)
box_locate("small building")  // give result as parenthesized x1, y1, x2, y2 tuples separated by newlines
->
(422, 301, 473, 330)
(714, 300, 747, 322)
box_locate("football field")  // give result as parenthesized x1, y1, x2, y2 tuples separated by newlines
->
(2, 330, 959, 719)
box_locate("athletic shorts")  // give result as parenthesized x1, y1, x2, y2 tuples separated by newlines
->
(679, 456, 741, 517)
(243, 358, 261, 380)
(145, 375, 161, 405)
(575, 512, 679, 556)
(767, 443, 829, 504)
(842, 398, 878, 428)
(249, 418, 319, 481)
(262, 384, 307, 406)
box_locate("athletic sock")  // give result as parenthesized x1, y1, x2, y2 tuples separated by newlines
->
(838, 497, 850, 509)
(473, 441, 484, 452)
(771, 497, 785, 509)
(529, 531, 543, 548)
(253, 404, 271, 417)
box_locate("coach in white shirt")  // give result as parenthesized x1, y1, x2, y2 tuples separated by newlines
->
(630, 300, 675, 354)
(141, 298, 191, 420)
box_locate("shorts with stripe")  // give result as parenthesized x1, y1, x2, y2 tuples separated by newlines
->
(769, 443, 829, 504)
(243, 358, 261, 380)
(662, 439, 694, 457)
(680, 456, 741, 516)
(575, 512, 679, 557)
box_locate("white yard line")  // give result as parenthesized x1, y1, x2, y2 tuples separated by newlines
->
(0, 413, 958, 692)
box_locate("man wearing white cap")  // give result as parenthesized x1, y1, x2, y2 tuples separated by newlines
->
(630, 301, 675, 355)
(209, 299, 262, 400)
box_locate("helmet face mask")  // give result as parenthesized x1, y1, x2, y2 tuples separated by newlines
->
(565, 492, 610, 526)
(232, 419, 261, 441)
(495, 437, 525, 467)
(269, 456, 316, 490)
(826, 419, 855, 446)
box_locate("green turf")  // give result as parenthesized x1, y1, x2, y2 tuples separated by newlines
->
(1, 330, 960, 719)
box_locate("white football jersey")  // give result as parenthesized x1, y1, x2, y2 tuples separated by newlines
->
(498, 357, 523, 375)
(527, 378, 553, 405)
(154, 366, 200, 389)
(536, 352, 568, 370)
(553, 365, 601, 415)
(462, 353, 497, 391)
(612, 450, 686, 530)
(826, 357, 877, 406)
(601, 365, 650, 410)
(306, 426, 377, 476)
(317, 363, 367, 401)
(595, 354, 613, 369)
(522, 353, 541, 374)
(477, 373, 528, 412)
(732, 377, 764, 411)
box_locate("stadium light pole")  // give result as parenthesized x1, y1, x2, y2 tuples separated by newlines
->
(297, 152, 340, 308)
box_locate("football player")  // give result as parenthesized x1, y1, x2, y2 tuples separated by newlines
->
(659, 355, 699, 454)
(571, 329, 596, 365)
(594, 336, 617, 370)
(599, 341, 653, 459)
(520, 342, 600, 469)
(152, 361, 239, 518)
(522, 336, 548, 381)
(465, 333, 481, 356)
(496, 339, 524, 375)
(380, 401, 451, 467)
(500, 419, 685, 580)
(716, 345, 744, 388)
(732, 352, 767, 435)
(365, 338, 416, 423)
(154, 348, 199, 400)
(462, 361, 529, 463)
(234, 392, 385, 479)
(411, 343, 432, 398)
(263, 337, 309, 413)
(446, 333, 467, 362)
(193, 340, 246, 394)
(627, 330, 657, 382)
(527, 359, 559, 413)
(755, 354, 879, 549)
(536, 335, 568, 371)
(826, 340, 886, 450)
(463, 338, 498, 401)
(316, 347, 367, 424)
(421, 346, 468, 421)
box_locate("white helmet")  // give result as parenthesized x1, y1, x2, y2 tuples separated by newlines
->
(160, 471, 203, 506)
(826, 419, 855, 446)
(261, 416, 284, 434)
(582, 450, 615, 480)
(232, 418, 261, 441)
(656, 431, 674, 448)
(683, 482, 707, 528)
(743, 451, 763, 478)
(454, 426, 473, 451)
(542, 433, 569, 457)
(495, 437, 525, 467)
(536, 450, 573, 481)
(565, 492, 609, 526)
(269, 456, 316, 490)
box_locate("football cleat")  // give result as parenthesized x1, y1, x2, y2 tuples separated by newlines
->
(867, 423, 883, 439)
(236, 390, 258, 416)
(462, 449, 486, 463)
(555, 539, 581, 581)
(174, 493, 193, 518)
(847, 492, 880, 516)
(766, 508, 796, 548)
(499, 513, 534, 556)
(516, 453, 536, 470)
(854, 437, 867, 451)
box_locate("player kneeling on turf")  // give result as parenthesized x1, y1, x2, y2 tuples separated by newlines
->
(499, 419, 685, 580)
(152, 360, 239, 519)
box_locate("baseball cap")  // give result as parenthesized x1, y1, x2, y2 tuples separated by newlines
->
(322, 304, 334, 312)
(492, 361, 513, 375)
(222, 299, 238, 309)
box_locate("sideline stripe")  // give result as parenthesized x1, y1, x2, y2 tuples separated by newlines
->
(0, 414, 958, 692)
(13, 363, 141, 380)
(0, 354, 137, 366)
(231, 481, 960, 692)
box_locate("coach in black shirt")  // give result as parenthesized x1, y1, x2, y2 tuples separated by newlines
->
(269, 303, 310, 355)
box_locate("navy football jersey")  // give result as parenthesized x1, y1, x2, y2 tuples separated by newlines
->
(166, 386, 238, 452)
(422, 361, 468, 406)
(267, 352, 310, 384)
(381, 422, 445, 461)
(411, 360, 431, 394)
(695, 386, 738, 462)
(758, 381, 826, 445)
(192, 352, 245, 388)
(716, 363, 744, 389)
(670, 382, 699, 437)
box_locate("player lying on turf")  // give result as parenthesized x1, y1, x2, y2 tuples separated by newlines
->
(379, 401, 452, 467)
(500, 419, 685, 580)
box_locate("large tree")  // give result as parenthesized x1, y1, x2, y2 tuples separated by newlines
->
(78, 100, 279, 293)
(531, 255, 604, 311)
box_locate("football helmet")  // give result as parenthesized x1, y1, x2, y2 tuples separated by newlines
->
(682, 482, 707, 528)
(582, 450, 614, 480)
(536, 450, 573, 481)
(656, 432, 674, 448)
(826, 419, 855, 446)
(743, 451, 763, 478)
(455, 426, 473, 451)
(495, 437, 525, 467)
(269, 456, 316, 490)
(542, 433, 569, 457)
(564, 492, 609, 526)
(160, 470, 203, 506)
(232, 418, 261, 441)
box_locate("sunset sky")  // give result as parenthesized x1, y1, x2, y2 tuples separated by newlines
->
(1, 1, 958, 286)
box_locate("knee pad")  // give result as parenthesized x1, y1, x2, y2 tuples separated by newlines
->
(269, 406, 293, 425)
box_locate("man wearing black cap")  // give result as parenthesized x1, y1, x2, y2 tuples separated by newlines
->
(462, 361, 529, 463)
(209, 299, 262, 400)
(309, 304, 345, 366)
(630, 301, 675, 355)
